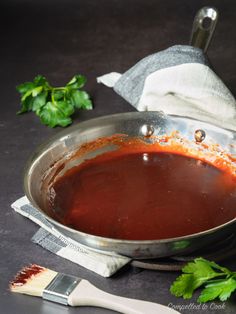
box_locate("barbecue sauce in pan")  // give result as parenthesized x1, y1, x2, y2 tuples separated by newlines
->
(48, 140, 236, 240)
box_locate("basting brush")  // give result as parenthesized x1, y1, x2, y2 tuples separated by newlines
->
(10, 264, 180, 314)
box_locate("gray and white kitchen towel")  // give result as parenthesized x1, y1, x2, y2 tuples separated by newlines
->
(11, 196, 131, 277)
(97, 45, 236, 131)
(12, 45, 236, 278)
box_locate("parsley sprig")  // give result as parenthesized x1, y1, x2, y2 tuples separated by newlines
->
(170, 258, 236, 303)
(17, 74, 92, 127)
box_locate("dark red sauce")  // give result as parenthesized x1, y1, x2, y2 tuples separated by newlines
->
(48, 149, 236, 240)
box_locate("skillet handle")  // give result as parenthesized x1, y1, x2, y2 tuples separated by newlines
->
(190, 7, 219, 52)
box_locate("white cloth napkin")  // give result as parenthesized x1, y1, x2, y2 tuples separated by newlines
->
(11, 197, 131, 277)
(97, 45, 236, 131)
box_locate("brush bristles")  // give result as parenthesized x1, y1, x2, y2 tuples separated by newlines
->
(10, 264, 57, 297)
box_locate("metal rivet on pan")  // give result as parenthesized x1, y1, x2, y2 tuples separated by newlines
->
(141, 124, 155, 137)
(194, 129, 206, 143)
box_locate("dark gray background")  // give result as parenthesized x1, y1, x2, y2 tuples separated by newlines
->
(0, 0, 236, 313)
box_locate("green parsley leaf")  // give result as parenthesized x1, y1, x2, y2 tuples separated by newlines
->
(66, 74, 86, 89)
(56, 100, 75, 117)
(199, 277, 236, 302)
(182, 258, 223, 282)
(170, 274, 196, 299)
(39, 102, 72, 128)
(17, 95, 33, 114)
(33, 75, 50, 88)
(17, 74, 93, 127)
(16, 82, 36, 94)
(170, 258, 236, 303)
(32, 91, 48, 112)
(31, 86, 43, 97)
(53, 90, 65, 101)
(70, 90, 93, 110)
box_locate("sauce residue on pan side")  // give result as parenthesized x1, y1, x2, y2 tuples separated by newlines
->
(47, 136, 236, 241)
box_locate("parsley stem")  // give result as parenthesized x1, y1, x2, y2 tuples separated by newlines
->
(51, 88, 56, 105)
(53, 87, 66, 90)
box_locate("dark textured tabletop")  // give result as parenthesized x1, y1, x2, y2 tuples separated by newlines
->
(0, 1, 236, 313)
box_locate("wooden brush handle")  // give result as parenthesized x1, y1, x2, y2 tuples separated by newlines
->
(68, 279, 179, 314)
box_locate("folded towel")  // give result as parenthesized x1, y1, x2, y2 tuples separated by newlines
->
(11, 197, 131, 277)
(97, 45, 236, 131)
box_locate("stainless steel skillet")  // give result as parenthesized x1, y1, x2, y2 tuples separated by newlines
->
(24, 111, 236, 258)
